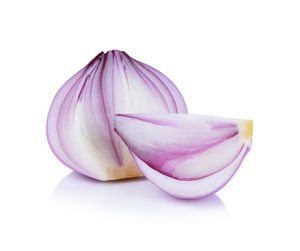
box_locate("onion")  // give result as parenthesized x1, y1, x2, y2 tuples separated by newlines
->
(47, 50, 187, 180)
(114, 113, 253, 199)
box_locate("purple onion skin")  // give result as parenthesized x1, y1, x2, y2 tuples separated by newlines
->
(47, 50, 187, 180)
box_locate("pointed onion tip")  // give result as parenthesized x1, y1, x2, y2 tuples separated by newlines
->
(239, 120, 253, 141)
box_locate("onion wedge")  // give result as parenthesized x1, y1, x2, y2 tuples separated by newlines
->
(114, 113, 253, 199)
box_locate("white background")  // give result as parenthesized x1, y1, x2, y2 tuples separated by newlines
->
(1, 0, 299, 250)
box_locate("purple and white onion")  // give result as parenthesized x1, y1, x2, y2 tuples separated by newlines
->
(114, 113, 253, 199)
(47, 50, 187, 181)
(47, 50, 253, 199)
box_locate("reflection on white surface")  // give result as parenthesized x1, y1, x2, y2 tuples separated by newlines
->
(51, 172, 229, 219)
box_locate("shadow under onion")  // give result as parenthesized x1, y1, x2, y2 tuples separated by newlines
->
(51, 172, 230, 219)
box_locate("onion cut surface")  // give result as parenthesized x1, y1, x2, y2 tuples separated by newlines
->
(114, 113, 253, 198)
(46, 50, 187, 180)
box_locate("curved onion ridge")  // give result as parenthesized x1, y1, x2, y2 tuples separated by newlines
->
(114, 113, 252, 198)
(46, 50, 187, 180)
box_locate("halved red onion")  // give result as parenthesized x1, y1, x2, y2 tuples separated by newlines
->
(114, 113, 253, 199)
(47, 50, 187, 180)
